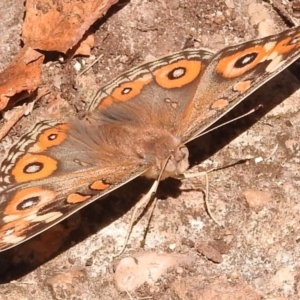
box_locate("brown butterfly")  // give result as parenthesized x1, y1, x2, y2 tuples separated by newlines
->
(1, 26, 300, 251)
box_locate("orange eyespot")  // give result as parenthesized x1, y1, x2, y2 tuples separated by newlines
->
(216, 45, 268, 78)
(29, 124, 70, 152)
(111, 74, 153, 102)
(12, 154, 58, 183)
(4, 187, 56, 216)
(154, 59, 202, 88)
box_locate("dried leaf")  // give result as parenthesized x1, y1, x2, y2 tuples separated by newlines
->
(22, 0, 119, 53)
(73, 33, 95, 56)
(0, 47, 44, 111)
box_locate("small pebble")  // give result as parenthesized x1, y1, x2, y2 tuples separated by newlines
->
(197, 242, 223, 263)
(225, 0, 235, 9)
(114, 252, 195, 292)
(73, 61, 81, 71)
(244, 189, 272, 208)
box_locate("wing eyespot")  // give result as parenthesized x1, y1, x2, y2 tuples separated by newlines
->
(12, 154, 57, 183)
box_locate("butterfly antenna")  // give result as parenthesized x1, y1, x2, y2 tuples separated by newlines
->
(114, 157, 170, 257)
(192, 105, 262, 142)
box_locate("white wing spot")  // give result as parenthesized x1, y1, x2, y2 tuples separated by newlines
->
(3, 233, 26, 244)
(266, 55, 284, 73)
(24, 211, 63, 223)
(263, 41, 276, 52)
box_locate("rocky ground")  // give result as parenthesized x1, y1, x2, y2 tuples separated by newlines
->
(0, 0, 299, 299)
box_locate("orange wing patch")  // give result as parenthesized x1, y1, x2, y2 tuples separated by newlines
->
(12, 154, 58, 183)
(66, 193, 91, 204)
(272, 34, 300, 55)
(154, 59, 202, 88)
(111, 74, 152, 101)
(29, 123, 70, 152)
(0, 219, 31, 245)
(97, 74, 153, 110)
(233, 80, 252, 94)
(98, 96, 114, 109)
(4, 187, 56, 221)
(211, 99, 229, 110)
(90, 180, 110, 191)
(215, 45, 269, 78)
(0, 186, 61, 246)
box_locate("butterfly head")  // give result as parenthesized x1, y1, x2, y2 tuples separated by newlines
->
(143, 139, 189, 181)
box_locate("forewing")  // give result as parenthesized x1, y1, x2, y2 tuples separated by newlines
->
(0, 120, 149, 251)
(89, 49, 214, 136)
(179, 26, 300, 142)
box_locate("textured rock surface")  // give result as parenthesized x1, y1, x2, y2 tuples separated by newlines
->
(0, 0, 299, 299)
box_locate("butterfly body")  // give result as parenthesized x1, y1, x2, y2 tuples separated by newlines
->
(1, 26, 300, 251)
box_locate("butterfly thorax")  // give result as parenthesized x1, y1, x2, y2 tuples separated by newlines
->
(70, 118, 189, 181)
(142, 142, 189, 180)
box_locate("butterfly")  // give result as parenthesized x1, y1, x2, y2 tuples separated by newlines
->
(0, 25, 300, 252)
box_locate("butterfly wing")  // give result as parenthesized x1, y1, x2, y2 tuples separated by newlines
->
(3, 26, 299, 251)
(0, 50, 216, 251)
(180, 26, 300, 142)
(0, 120, 153, 251)
(89, 49, 214, 136)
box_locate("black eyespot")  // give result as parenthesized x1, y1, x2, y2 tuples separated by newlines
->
(48, 133, 58, 140)
(16, 196, 40, 210)
(168, 67, 186, 80)
(24, 162, 44, 174)
(122, 87, 132, 94)
(234, 53, 258, 68)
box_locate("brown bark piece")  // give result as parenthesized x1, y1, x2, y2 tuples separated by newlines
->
(22, 0, 119, 53)
(0, 47, 44, 111)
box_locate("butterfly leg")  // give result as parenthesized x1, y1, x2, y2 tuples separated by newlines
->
(114, 178, 160, 257)
(177, 169, 222, 226)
